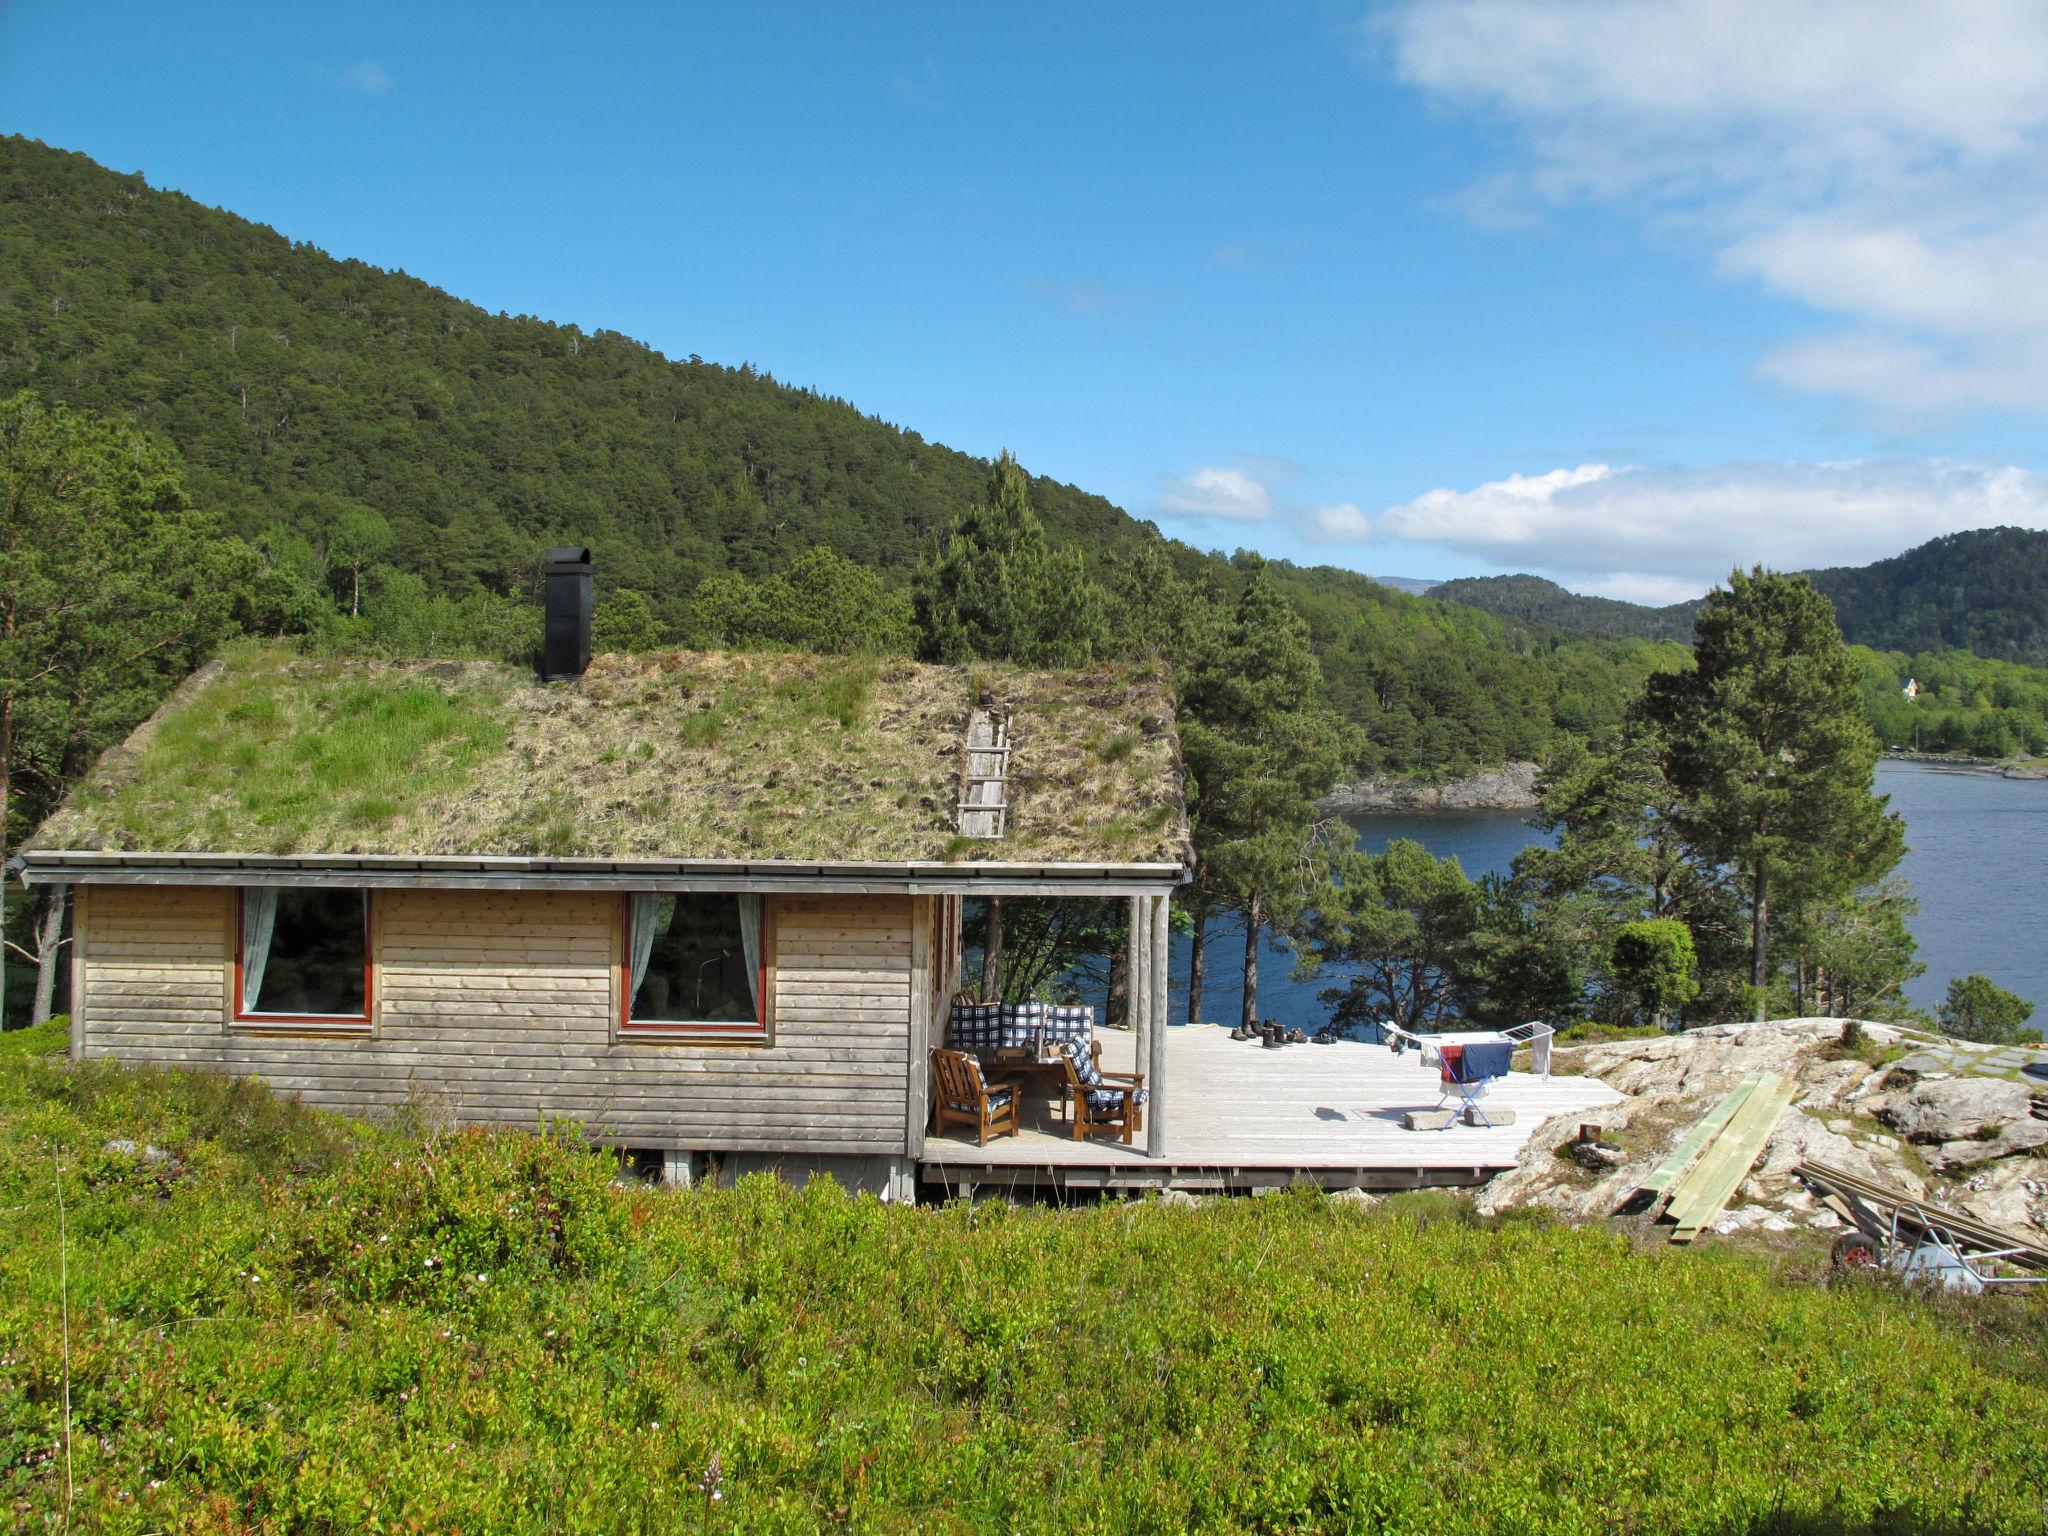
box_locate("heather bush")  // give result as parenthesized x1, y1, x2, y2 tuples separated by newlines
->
(2, 1053, 2045, 1533)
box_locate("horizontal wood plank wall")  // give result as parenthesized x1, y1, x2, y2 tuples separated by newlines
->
(77, 884, 915, 1155)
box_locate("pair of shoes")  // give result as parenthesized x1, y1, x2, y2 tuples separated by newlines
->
(1285, 1028, 1309, 1045)
(1228, 1025, 1252, 1041)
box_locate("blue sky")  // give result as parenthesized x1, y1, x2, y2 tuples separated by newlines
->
(8, 1, 2048, 601)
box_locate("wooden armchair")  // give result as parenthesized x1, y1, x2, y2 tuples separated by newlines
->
(930, 1048, 1021, 1147)
(1057, 1041, 1148, 1145)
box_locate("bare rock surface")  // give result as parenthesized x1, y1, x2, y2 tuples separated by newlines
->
(1319, 761, 1539, 814)
(1879, 1077, 2034, 1144)
(1474, 1019, 2046, 1245)
(1957, 1161, 2048, 1235)
(1929, 1119, 2048, 1173)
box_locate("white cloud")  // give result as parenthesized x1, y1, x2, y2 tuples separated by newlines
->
(1211, 240, 1257, 271)
(1313, 502, 1373, 540)
(1377, 1, 2048, 419)
(1331, 459, 2048, 596)
(1025, 277, 1144, 319)
(1156, 465, 1275, 522)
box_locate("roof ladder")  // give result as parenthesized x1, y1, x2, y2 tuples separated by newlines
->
(958, 708, 1011, 840)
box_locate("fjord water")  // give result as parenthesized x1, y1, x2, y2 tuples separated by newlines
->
(1165, 760, 2048, 1029)
(1881, 761, 2048, 1016)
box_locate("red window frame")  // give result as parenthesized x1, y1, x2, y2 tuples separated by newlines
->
(233, 887, 374, 1029)
(618, 893, 770, 1040)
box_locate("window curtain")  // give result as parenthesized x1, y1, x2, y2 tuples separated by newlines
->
(737, 894, 763, 1011)
(628, 893, 661, 1002)
(241, 888, 279, 1011)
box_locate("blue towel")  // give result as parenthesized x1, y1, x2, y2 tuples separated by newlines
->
(1459, 1041, 1514, 1081)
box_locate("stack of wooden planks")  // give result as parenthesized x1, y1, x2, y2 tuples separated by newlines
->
(1798, 1158, 2048, 1271)
(1637, 1072, 1798, 1244)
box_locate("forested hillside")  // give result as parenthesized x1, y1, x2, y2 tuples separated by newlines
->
(0, 137, 1141, 628)
(1429, 574, 1696, 642)
(1435, 529, 2048, 663)
(1806, 527, 2048, 661)
(0, 134, 1677, 779)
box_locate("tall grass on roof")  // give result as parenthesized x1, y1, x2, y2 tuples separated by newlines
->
(38, 642, 1189, 863)
(75, 643, 510, 855)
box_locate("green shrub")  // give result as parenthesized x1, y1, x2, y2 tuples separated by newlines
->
(286, 1123, 629, 1305)
(1610, 917, 1699, 1028)
(0, 1017, 68, 1059)
(1938, 972, 2042, 1044)
(1, 1054, 2045, 1532)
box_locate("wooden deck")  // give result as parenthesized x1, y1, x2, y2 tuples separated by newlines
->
(919, 1024, 1622, 1192)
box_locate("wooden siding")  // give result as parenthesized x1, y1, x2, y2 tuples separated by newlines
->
(76, 884, 918, 1155)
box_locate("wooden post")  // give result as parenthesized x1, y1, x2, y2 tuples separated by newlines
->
(68, 884, 86, 1063)
(1127, 894, 1149, 1039)
(984, 897, 1004, 1000)
(1148, 892, 1169, 1159)
(907, 895, 933, 1159)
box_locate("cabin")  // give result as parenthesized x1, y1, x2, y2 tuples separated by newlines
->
(21, 549, 1191, 1196)
(23, 557, 1618, 1196)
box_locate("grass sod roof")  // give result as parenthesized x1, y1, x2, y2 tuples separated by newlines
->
(35, 642, 1190, 866)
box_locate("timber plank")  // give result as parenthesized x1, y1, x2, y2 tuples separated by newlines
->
(1666, 1073, 1797, 1240)
(1640, 1074, 1762, 1198)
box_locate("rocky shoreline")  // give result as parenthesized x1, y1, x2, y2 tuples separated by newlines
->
(1319, 760, 1540, 814)
(1883, 750, 2048, 781)
(1322, 750, 2048, 820)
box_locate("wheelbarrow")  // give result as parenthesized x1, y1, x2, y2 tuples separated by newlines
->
(1804, 1161, 2048, 1295)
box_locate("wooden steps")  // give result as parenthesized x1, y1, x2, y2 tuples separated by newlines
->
(1664, 1071, 1797, 1244)
(957, 710, 1010, 840)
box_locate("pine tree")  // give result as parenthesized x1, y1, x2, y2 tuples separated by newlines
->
(1292, 837, 1483, 1033)
(1179, 557, 1354, 1029)
(1937, 973, 2039, 1044)
(913, 452, 1105, 667)
(0, 393, 243, 1023)
(1646, 569, 1903, 1020)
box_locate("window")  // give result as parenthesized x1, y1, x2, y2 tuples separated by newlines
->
(623, 892, 765, 1037)
(237, 888, 370, 1025)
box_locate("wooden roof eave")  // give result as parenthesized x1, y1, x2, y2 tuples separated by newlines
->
(18, 849, 1190, 897)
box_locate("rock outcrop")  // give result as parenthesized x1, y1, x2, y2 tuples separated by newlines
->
(1474, 1019, 2048, 1245)
(1319, 761, 1540, 814)
(1877, 1077, 2035, 1143)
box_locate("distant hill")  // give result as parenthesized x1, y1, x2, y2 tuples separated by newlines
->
(1431, 529, 2048, 662)
(1803, 528, 2048, 661)
(1429, 574, 1697, 642)
(1369, 575, 1442, 596)
(0, 136, 1144, 628)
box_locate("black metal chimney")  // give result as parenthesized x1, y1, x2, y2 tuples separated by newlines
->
(541, 547, 592, 681)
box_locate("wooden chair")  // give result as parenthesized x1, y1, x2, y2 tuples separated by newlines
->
(1057, 1041, 1148, 1145)
(930, 1048, 1021, 1147)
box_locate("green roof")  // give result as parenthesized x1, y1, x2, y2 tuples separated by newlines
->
(35, 642, 1190, 866)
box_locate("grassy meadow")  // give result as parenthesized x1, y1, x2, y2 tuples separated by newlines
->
(1, 1022, 2044, 1534)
